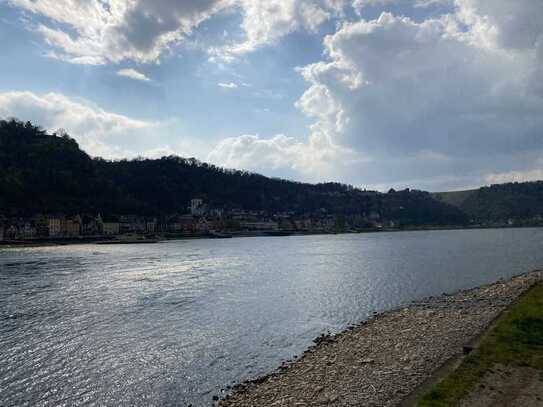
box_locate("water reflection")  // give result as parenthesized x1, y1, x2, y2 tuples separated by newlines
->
(1, 228, 543, 406)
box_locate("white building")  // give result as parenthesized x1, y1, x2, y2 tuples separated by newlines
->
(146, 219, 157, 233)
(190, 198, 206, 216)
(48, 217, 62, 237)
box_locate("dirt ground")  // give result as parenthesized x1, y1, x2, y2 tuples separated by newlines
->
(460, 364, 543, 407)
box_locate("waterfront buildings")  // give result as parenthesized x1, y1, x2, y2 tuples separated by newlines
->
(0, 198, 387, 241)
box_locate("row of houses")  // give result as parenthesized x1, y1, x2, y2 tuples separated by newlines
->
(0, 212, 262, 240)
(0, 199, 391, 241)
(0, 213, 369, 241)
(0, 214, 159, 241)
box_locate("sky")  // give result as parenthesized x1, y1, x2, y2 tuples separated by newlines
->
(0, 0, 542, 192)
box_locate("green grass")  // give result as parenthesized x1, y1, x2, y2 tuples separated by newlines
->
(418, 283, 543, 406)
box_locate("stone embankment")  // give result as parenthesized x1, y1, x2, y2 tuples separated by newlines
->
(219, 270, 543, 407)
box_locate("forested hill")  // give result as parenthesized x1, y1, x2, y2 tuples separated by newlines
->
(434, 182, 543, 224)
(0, 119, 471, 226)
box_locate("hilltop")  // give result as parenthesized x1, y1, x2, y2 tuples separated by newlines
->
(0, 119, 467, 227)
(2, 118, 542, 228)
(434, 182, 543, 225)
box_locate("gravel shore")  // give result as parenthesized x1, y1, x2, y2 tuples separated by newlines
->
(218, 270, 543, 407)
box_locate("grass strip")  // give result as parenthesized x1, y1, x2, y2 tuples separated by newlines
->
(418, 283, 543, 406)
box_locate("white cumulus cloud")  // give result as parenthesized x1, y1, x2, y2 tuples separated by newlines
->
(208, 1, 543, 189)
(208, 133, 360, 181)
(8, 0, 351, 64)
(117, 68, 151, 82)
(219, 0, 346, 58)
(7, 0, 543, 190)
(218, 82, 238, 89)
(7, 0, 232, 64)
(209, 134, 306, 170)
(0, 91, 156, 158)
(290, 3, 543, 189)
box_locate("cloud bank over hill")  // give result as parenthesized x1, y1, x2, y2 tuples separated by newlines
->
(210, 0, 543, 190)
(0, 91, 156, 157)
(4, 0, 543, 191)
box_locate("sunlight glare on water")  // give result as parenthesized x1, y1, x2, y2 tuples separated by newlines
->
(1, 228, 543, 406)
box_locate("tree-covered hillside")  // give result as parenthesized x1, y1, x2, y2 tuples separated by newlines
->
(460, 183, 543, 223)
(0, 119, 468, 225)
(434, 183, 543, 224)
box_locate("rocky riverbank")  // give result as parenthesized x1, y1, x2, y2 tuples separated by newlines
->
(218, 270, 543, 407)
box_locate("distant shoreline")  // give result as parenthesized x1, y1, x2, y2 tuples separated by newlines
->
(1, 224, 542, 248)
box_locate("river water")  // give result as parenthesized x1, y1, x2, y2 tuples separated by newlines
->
(1, 228, 543, 406)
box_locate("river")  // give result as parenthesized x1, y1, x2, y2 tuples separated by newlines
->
(1, 228, 543, 406)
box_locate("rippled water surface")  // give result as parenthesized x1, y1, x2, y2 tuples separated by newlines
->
(2, 228, 543, 406)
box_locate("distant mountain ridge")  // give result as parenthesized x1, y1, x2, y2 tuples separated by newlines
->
(433, 182, 543, 225)
(1, 118, 541, 227)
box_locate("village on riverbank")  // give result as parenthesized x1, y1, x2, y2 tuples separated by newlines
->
(3, 194, 541, 245)
(0, 197, 406, 244)
(3, 120, 543, 247)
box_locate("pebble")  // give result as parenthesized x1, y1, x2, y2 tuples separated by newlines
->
(219, 271, 543, 407)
